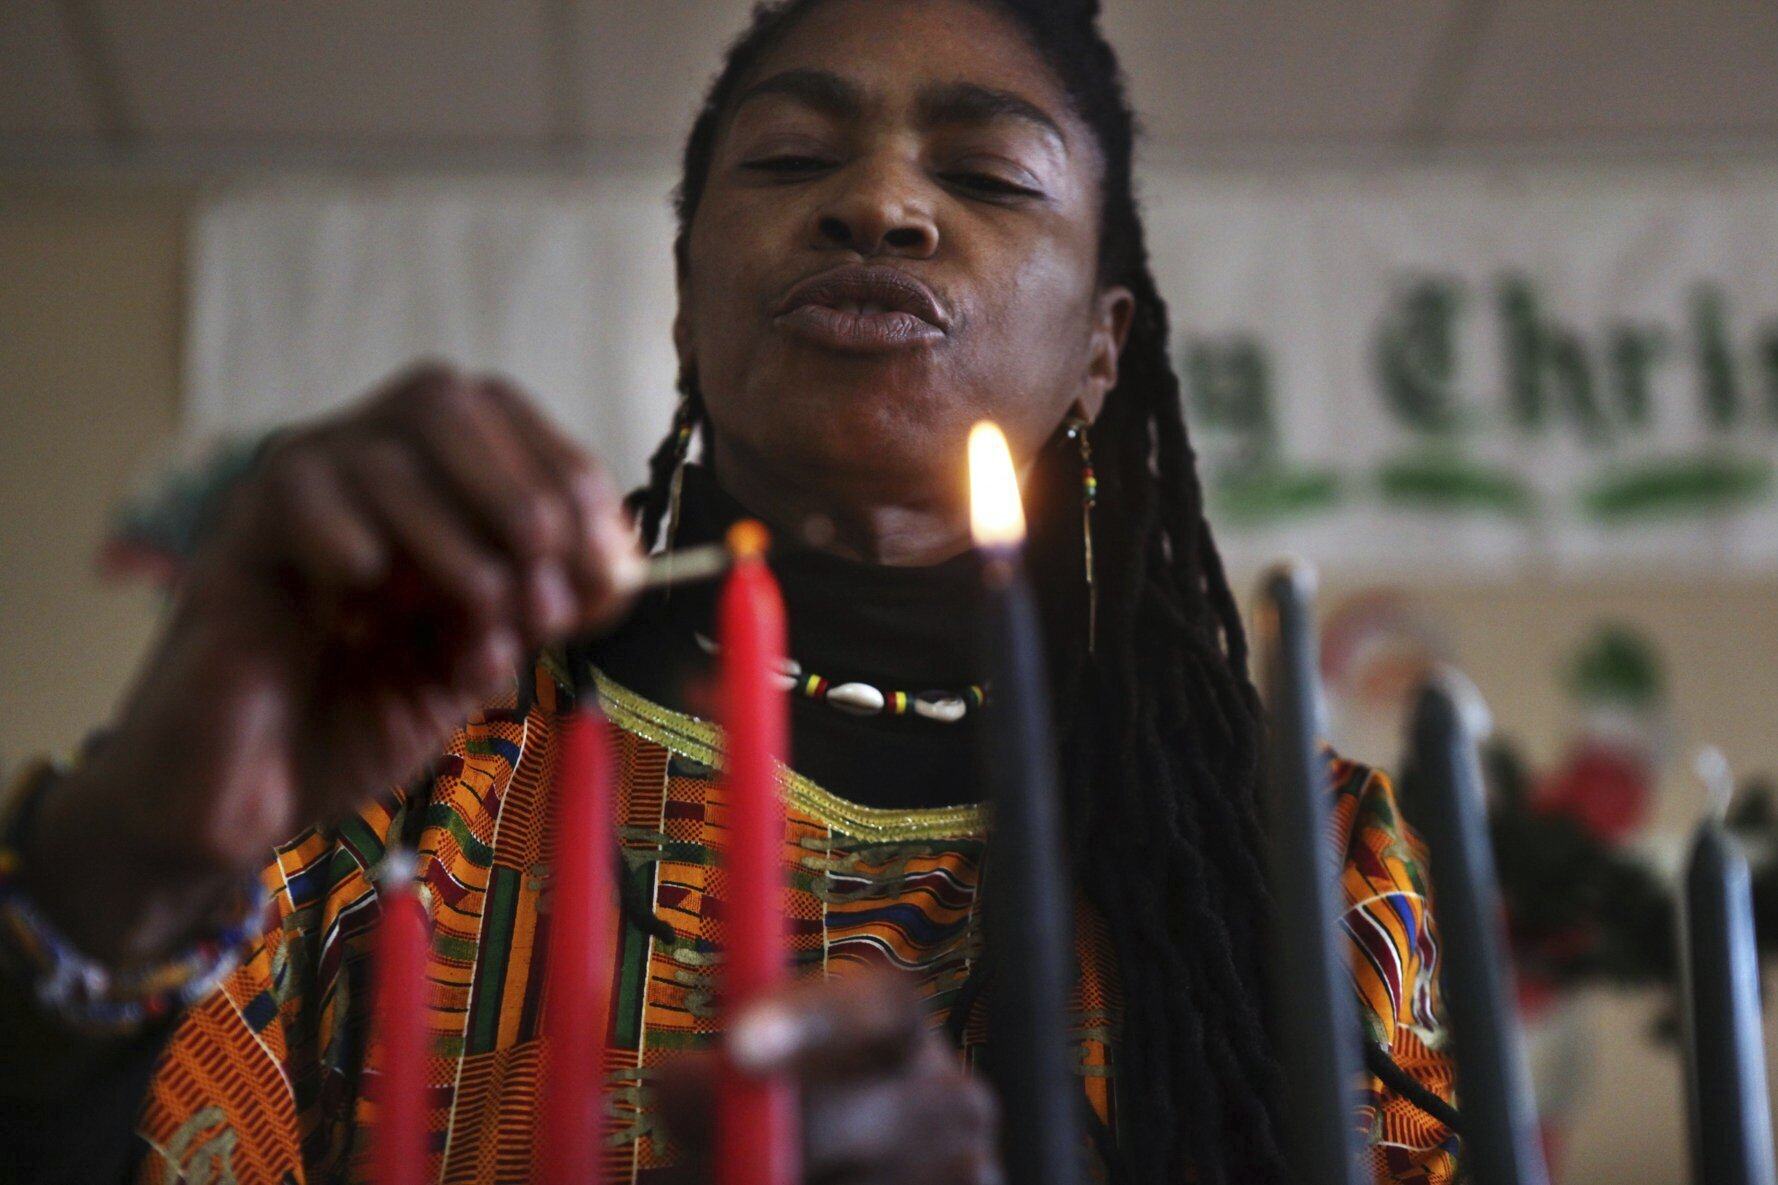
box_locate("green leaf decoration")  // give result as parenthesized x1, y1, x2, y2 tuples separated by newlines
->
(1580, 452, 1773, 522)
(1374, 450, 1536, 517)
(1563, 624, 1665, 710)
(1209, 462, 1343, 525)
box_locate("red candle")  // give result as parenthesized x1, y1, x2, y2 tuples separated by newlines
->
(539, 708, 618, 1185)
(372, 852, 430, 1185)
(716, 521, 798, 1185)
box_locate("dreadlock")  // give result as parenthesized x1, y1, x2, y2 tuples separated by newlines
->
(631, 3, 1286, 1181)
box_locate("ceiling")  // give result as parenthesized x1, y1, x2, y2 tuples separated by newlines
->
(3, 0, 1776, 174)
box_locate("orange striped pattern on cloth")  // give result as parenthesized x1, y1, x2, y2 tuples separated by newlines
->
(1334, 757, 1462, 1183)
(133, 657, 1458, 1183)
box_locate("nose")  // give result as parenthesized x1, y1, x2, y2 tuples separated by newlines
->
(812, 158, 938, 259)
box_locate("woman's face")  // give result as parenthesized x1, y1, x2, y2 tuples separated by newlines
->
(678, 0, 1132, 512)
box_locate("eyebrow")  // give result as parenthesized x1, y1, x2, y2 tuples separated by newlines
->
(734, 69, 1067, 148)
(917, 81, 1066, 147)
(735, 68, 866, 121)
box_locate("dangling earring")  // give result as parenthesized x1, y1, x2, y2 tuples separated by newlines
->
(660, 395, 696, 603)
(1063, 414, 1097, 654)
(663, 395, 696, 555)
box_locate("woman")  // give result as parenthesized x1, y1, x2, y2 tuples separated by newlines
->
(0, 1, 1458, 1181)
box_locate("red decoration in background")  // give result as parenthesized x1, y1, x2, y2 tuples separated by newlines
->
(1533, 624, 1666, 846)
(1534, 739, 1654, 845)
(715, 521, 798, 1185)
(538, 710, 618, 1185)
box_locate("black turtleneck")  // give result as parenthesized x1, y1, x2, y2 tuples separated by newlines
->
(592, 465, 985, 812)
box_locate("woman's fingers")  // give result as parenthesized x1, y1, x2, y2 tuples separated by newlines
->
(337, 439, 517, 628)
(400, 375, 586, 639)
(331, 436, 535, 703)
(801, 1043, 1000, 1185)
(415, 376, 571, 559)
(654, 971, 1003, 1185)
(252, 442, 389, 589)
(805, 1074, 975, 1180)
(726, 967, 928, 1081)
(354, 367, 639, 638)
(240, 367, 637, 717)
(807, 1099, 999, 1185)
(480, 377, 641, 628)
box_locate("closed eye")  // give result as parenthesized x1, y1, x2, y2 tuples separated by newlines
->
(740, 156, 1043, 200)
(741, 154, 836, 175)
(943, 172, 1044, 200)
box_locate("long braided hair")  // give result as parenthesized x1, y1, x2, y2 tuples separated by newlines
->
(629, 3, 1285, 1181)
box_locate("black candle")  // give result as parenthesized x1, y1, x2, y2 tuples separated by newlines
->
(1255, 563, 1365, 1185)
(969, 422, 1081, 1185)
(1679, 747, 1777, 1185)
(1406, 676, 1549, 1185)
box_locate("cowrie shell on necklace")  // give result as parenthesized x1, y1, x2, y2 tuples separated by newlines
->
(689, 631, 981, 722)
(912, 693, 968, 723)
(826, 682, 888, 716)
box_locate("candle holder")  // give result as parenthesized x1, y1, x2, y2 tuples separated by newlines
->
(1254, 561, 1366, 1185)
(1678, 747, 1778, 1185)
(1404, 671, 1549, 1185)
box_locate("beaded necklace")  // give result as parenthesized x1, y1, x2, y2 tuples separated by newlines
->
(693, 632, 987, 723)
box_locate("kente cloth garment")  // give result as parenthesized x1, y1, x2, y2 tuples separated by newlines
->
(132, 655, 1460, 1184)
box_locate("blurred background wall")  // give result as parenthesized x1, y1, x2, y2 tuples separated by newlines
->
(3, 4, 1777, 1181)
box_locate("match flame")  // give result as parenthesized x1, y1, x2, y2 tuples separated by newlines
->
(968, 421, 1026, 549)
(725, 519, 772, 561)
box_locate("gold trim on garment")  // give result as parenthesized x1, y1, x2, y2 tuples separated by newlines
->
(550, 652, 988, 843)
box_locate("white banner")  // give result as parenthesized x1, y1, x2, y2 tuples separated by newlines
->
(186, 175, 684, 491)
(1144, 165, 1778, 574)
(188, 165, 1778, 574)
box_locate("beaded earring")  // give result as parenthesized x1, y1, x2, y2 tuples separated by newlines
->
(658, 396, 697, 604)
(663, 395, 696, 555)
(1062, 414, 1098, 654)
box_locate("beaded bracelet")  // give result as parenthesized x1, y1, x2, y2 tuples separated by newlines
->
(0, 760, 268, 1036)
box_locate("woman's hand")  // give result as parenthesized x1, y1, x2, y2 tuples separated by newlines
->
(25, 364, 641, 967)
(655, 969, 1003, 1185)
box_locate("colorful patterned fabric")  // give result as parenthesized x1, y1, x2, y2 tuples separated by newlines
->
(133, 656, 1458, 1183)
(1335, 759, 1463, 1183)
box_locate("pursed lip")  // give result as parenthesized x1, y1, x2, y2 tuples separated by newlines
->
(771, 264, 950, 353)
